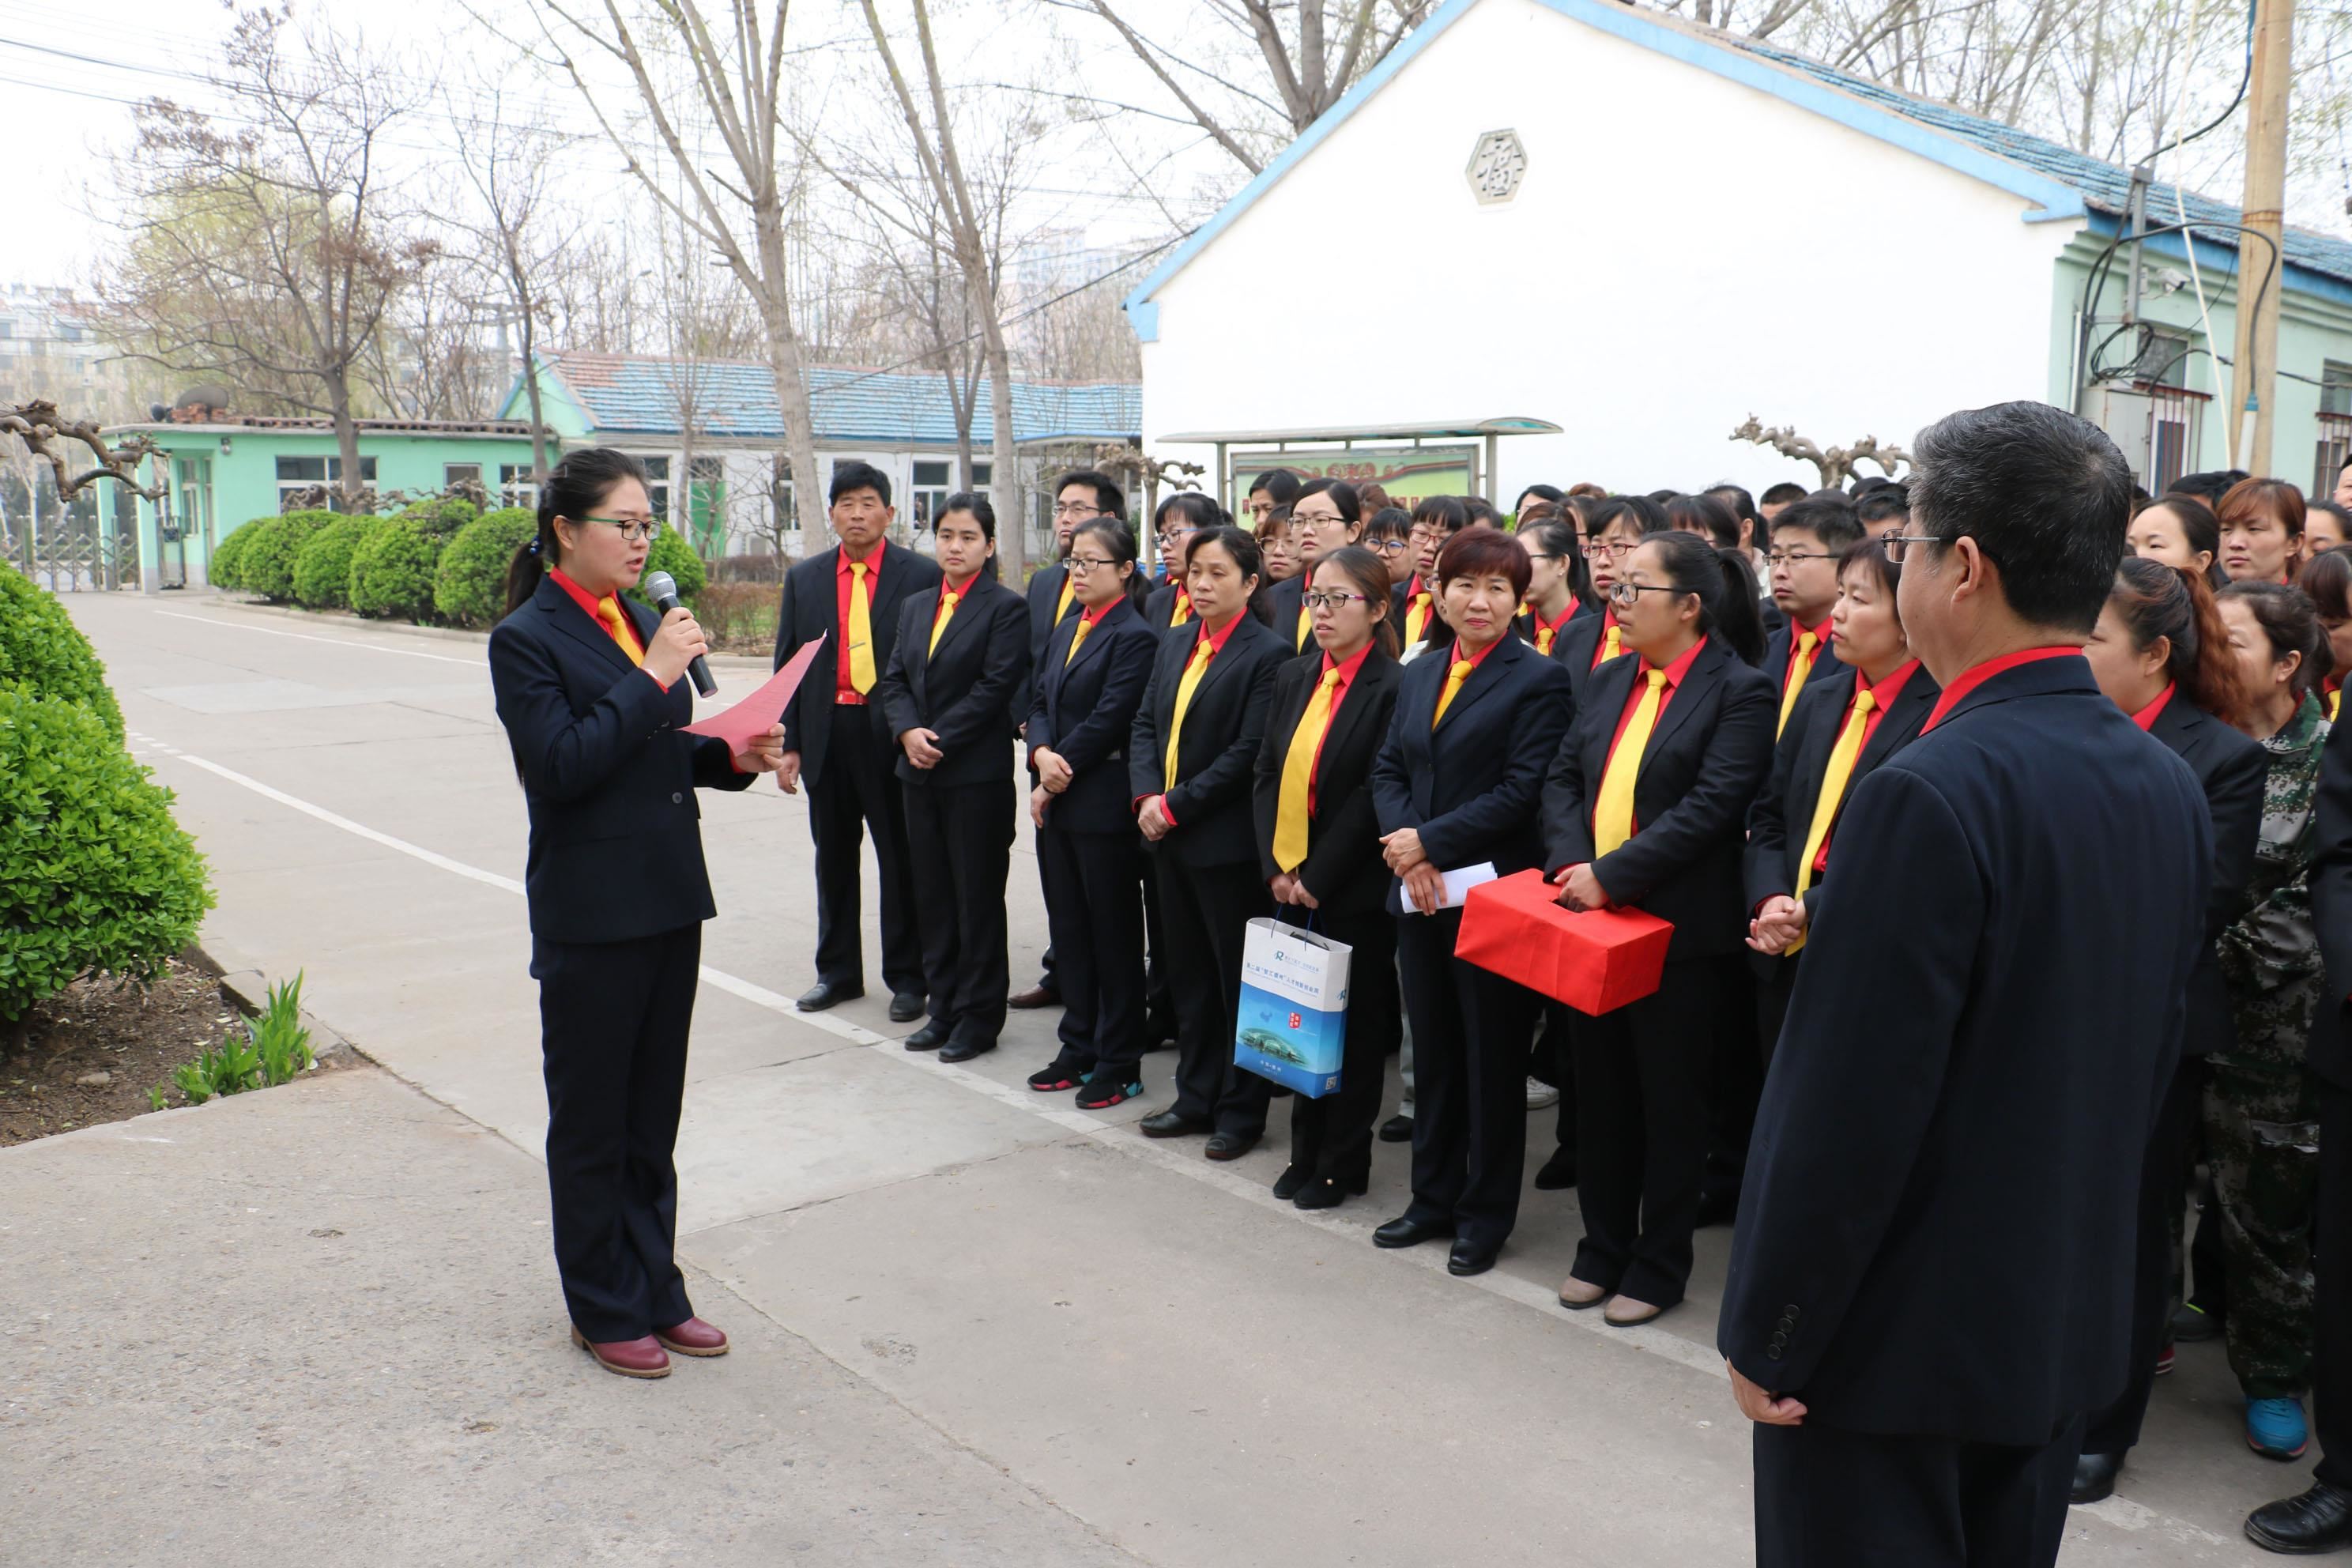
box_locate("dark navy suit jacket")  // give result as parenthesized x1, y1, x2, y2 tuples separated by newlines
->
(1744, 662, 1941, 921)
(1128, 614, 1287, 866)
(1369, 635, 1574, 914)
(1026, 597, 1159, 835)
(769, 541, 941, 786)
(2148, 693, 2267, 1056)
(874, 571, 1031, 790)
(2305, 714, 2352, 1088)
(1253, 648, 1404, 916)
(1721, 653, 2211, 1444)
(488, 575, 753, 944)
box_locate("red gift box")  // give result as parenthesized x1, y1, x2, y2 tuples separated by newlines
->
(1453, 869, 1674, 1015)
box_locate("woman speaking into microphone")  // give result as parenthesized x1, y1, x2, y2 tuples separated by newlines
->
(488, 447, 785, 1380)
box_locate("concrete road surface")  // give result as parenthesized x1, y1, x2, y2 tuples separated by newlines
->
(5, 587, 2297, 1565)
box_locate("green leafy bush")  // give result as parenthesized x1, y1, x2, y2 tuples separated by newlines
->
(0, 564, 124, 741)
(207, 520, 265, 590)
(237, 510, 337, 601)
(434, 507, 538, 627)
(348, 517, 443, 620)
(400, 496, 479, 541)
(168, 971, 311, 1104)
(624, 526, 707, 611)
(291, 515, 375, 609)
(0, 687, 213, 1024)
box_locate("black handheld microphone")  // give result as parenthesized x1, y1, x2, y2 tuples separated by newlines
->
(643, 570, 717, 697)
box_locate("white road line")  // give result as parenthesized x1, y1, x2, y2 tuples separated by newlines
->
(155, 609, 483, 665)
(130, 741, 2251, 1548)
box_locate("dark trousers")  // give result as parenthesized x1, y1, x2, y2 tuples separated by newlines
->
(1287, 904, 1402, 1184)
(1754, 1414, 2082, 1568)
(1140, 858, 1175, 1042)
(1705, 960, 1762, 1204)
(1159, 855, 1272, 1136)
(531, 925, 700, 1343)
(903, 775, 1015, 1046)
(1537, 1002, 1579, 1154)
(1570, 956, 1720, 1308)
(1396, 908, 1540, 1252)
(1036, 824, 1145, 1080)
(808, 714, 922, 996)
(2085, 1051, 2203, 1454)
(2316, 1078, 2351, 1490)
(1755, 954, 1800, 1070)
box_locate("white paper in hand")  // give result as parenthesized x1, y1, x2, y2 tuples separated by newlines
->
(1407, 861, 1498, 914)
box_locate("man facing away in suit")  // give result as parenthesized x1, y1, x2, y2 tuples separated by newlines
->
(1720, 401, 2211, 1568)
(771, 461, 943, 1022)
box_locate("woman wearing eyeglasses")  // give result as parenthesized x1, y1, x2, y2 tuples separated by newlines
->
(1368, 526, 1574, 1277)
(1254, 545, 1406, 1208)
(2075, 556, 2269, 1497)
(488, 448, 786, 1378)
(1272, 480, 1366, 654)
(1541, 530, 1775, 1326)
(1553, 496, 1663, 697)
(1363, 507, 1417, 594)
(1129, 526, 1288, 1158)
(1515, 516, 1597, 659)
(1026, 517, 1163, 1110)
(1395, 496, 1469, 657)
(1144, 491, 1225, 634)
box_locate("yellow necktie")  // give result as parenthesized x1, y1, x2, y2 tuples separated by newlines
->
(2333, 688, 2342, 722)
(596, 596, 645, 666)
(1594, 669, 1668, 855)
(1777, 630, 1819, 737)
(1430, 658, 1475, 729)
(1295, 597, 1314, 650)
(1056, 571, 1076, 624)
(847, 560, 877, 694)
(1600, 622, 1622, 664)
(1163, 638, 1216, 790)
(1274, 668, 1342, 871)
(1064, 613, 1094, 666)
(929, 587, 959, 656)
(1536, 621, 1555, 656)
(1407, 590, 1432, 644)
(1788, 690, 1875, 953)
(1170, 586, 1191, 628)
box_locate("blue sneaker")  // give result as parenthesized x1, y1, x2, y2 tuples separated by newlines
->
(2246, 1397, 2309, 1460)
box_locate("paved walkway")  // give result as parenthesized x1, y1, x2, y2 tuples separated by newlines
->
(3, 588, 2294, 1563)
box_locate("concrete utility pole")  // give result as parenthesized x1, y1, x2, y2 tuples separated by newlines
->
(2228, 0, 2295, 472)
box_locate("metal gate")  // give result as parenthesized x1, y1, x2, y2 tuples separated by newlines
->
(1, 475, 139, 591)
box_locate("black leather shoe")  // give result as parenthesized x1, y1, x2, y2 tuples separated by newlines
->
(2246, 1482, 2352, 1553)
(1294, 1174, 1366, 1210)
(937, 1038, 995, 1063)
(1204, 1132, 1258, 1161)
(1272, 1164, 1310, 1200)
(2070, 1452, 2124, 1506)
(1137, 1109, 1210, 1139)
(1448, 1240, 1499, 1277)
(1008, 985, 1059, 1010)
(796, 980, 864, 1012)
(1378, 1114, 1413, 1143)
(1372, 1215, 1449, 1249)
(903, 1020, 951, 1051)
(1533, 1146, 1577, 1190)
(888, 990, 926, 1023)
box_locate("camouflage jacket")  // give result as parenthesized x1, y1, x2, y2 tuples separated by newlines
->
(2215, 694, 2331, 1069)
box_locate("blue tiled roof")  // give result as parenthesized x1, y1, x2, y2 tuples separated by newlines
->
(537, 352, 1140, 444)
(1723, 31, 2352, 287)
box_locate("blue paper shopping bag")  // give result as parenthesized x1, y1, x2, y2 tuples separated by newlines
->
(1234, 918, 1351, 1098)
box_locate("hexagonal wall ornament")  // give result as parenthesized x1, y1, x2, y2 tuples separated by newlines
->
(1466, 129, 1527, 205)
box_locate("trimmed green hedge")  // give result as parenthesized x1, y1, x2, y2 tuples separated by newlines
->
(348, 517, 443, 620)
(434, 507, 537, 628)
(237, 510, 337, 601)
(624, 527, 707, 611)
(207, 520, 263, 590)
(0, 564, 124, 742)
(291, 515, 375, 610)
(0, 686, 213, 1023)
(400, 496, 479, 541)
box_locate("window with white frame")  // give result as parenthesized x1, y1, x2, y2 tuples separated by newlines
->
(276, 454, 376, 511)
(641, 454, 671, 521)
(499, 465, 540, 511)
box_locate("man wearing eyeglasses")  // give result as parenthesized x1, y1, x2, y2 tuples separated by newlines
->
(1721, 401, 2211, 1568)
(771, 461, 942, 1020)
(1762, 495, 1864, 741)
(1009, 469, 1128, 1013)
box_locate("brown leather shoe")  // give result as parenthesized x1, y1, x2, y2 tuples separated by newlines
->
(1008, 985, 1060, 1010)
(571, 1326, 671, 1378)
(654, 1316, 729, 1357)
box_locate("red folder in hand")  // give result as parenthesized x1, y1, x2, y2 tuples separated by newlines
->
(1453, 868, 1673, 1015)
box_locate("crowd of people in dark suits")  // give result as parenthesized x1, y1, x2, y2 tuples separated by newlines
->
(487, 405, 2351, 1565)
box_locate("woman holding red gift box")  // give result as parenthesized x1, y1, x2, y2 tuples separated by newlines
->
(1254, 545, 1406, 1208)
(1541, 529, 1777, 1326)
(1368, 526, 1574, 1277)
(1744, 539, 1939, 1061)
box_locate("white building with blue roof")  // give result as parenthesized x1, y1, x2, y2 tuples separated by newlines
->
(1123, 0, 2352, 499)
(498, 350, 1141, 558)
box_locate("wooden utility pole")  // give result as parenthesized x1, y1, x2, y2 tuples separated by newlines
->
(2228, 0, 2295, 472)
